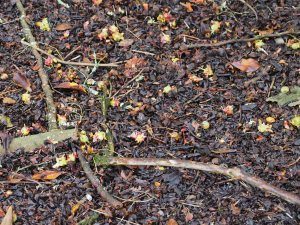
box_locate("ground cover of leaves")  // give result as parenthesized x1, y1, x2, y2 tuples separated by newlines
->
(0, 0, 299, 224)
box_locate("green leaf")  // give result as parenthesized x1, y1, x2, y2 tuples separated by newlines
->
(290, 115, 300, 128)
(267, 86, 300, 106)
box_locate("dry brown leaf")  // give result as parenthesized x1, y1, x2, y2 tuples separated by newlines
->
(32, 170, 63, 180)
(0, 206, 13, 225)
(55, 23, 72, 31)
(124, 56, 147, 77)
(166, 218, 179, 225)
(190, 0, 206, 4)
(231, 58, 260, 73)
(2, 97, 16, 105)
(119, 39, 134, 47)
(180, 2, 193, 12)
(13, 73, 32, 92)
(54, 82, 86, 93)
(92, 0, 102, 5)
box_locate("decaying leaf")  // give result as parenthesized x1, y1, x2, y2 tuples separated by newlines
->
(54, 82, 86, 93)
(232, 58, 260, 73)
(55, 22, 72, 31)
(203, 64, 213, 76)
(161, 33, 171, 44)
(0, 206, 13, 225)
(2, 97, 16, 105)
(124, 56, 147, 77)
(0, 115, 13, 128)
(21, 125, 30, 136)
(163, 85, 172, 94)
(267, 86, 300, 106)
(32, 170, 63, 180)
(13, 73, 32, 92)
(119, 39, 134, 47)
(79, 131, 89, 143)
(92, 0, 102, 5)
(166, 218, 179, 225)
(180, 2, 193, 12)
(93, 131, 106, 142)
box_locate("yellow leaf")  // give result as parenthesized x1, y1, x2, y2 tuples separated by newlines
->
(163, 85, 172, 94)
(21, 125, 30, 136)
(211, 21, 221, 34)
(129, 131, 146, 143)
(201, 121, 210, 129)
(36, 18, 51, 31)
(203, 65, 213, 76)
(258, 119, 273, 133)
(254, 40, 264, 49)
(266, 117, 275, 124)
(169, 132, 180, 141)
(290, 115, 300, 128)
(21, 92, 31, 105)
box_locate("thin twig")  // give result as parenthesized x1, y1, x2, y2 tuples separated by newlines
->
(184, 31, 300, 49)
(103, 157, 300, 206)
(21, 41, 121, 67)
(77, 150, 122, 208)
(238, 0, 258, 20)
(16, 0, 57, 130)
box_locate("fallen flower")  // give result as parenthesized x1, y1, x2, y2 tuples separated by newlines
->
(129, 131, 146, 143)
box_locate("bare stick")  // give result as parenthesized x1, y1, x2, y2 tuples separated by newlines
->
(16, 0, 57, 130)
(21, 41, 120, 67)
(77, 150, 123, 208)
(104, 157, 300, 206)
(238, 0, 258, 20)
(184, 31, 300, 49)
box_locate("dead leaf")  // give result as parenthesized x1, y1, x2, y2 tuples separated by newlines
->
(54, 82, 86, 93)
(13, 73, 32, 92)
(119, 39, 134, 47)
(180, 2, 193, 12)
(92, 0, 102, 5)
(190, 0, 206, 4)
(124, 56, 147, 77)
(166, 218, 179, 225)
(2, 97, 16, 105)
(1, 206, 13, 225)
(232, 58, 260, 73)
(32, 170, 63, 180)
(231, 203, 241, 215)
(55, 22, 72, 31)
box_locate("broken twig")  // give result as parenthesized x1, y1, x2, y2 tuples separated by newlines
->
(183, 30, 300, 49)
(77, 150, 123, 208)
(100, 157, 300, 206)
(21, 41, 120, 67)
(16, 0, 57, 130)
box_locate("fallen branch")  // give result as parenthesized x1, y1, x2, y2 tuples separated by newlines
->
(183, 30, 300, 49)
(16, 0, 57, 130)
(77, 150, 123, 208)
(99, 157, 300, 206)
(21, 41, 120, 68)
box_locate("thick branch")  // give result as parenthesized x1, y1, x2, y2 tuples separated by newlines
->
(105, 157, 300, 206)
(77, 150, 123, 208)
(183, 31, 300, 49)
(16, 0, 57, 130)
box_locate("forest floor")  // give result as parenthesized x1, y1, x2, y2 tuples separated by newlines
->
(0, 0, 299, 224)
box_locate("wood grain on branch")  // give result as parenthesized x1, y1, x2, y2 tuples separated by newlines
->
(16, 0, 57, 130)
(183, 31, 300, 49)
(104, 157, 300, 206)
(77, 151, 123, 208)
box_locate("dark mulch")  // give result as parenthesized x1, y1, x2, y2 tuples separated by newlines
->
(0, 0, 299, 224)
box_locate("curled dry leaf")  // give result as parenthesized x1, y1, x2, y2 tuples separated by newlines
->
(54, 82, 86, 93)
(166, 218, 179, 225)
(13, 73, 32, 92)
(1, 205, 13, 225)
(92, 0, 102, 6)
(232, 58, 260, 73)
(32, 170, 63, 180)
(55, 22, 72, 31)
